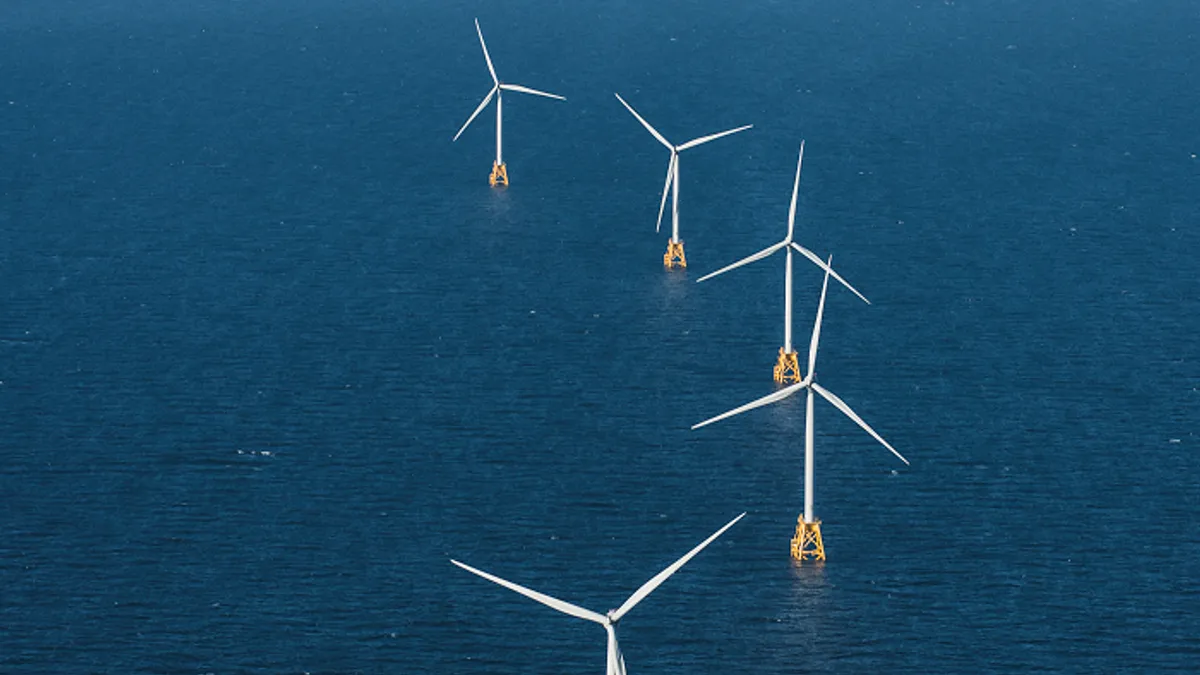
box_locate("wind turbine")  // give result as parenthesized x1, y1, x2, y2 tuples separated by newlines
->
(700, 141, 868, 381)
(454, 18, 565, 187)
(697, 142, 869, 383)
(693, 263, 907, 562)
(615, 93, 752, 269)
(450, 513, 745, 675)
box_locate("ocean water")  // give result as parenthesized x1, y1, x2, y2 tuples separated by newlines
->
(2, 1, 1199, 673)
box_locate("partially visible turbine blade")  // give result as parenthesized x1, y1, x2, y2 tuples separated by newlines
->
(453, 86, 498, 142)
(606, 625, 626, 675)
(696, 240, 787, 283)
(475, 19, 498, 85)
(692, 382, 806, 429)
(790, 243, 870, 304)
(655, 154, 676, 233)
(810, 382, 909, 465)
(614, 93, 672, 150)
(786, 141, 805, 242)
(677, 124, 753, 151)
(807, 257, 831, 378)
(610, 513, 746, 622)
(500, 84, 566, 101)
(450, 559, 608, 624)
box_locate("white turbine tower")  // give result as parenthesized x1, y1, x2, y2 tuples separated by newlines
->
(693, 263, 907, 562)
(697, 142, 869, 383)
(451, 513, 745, 675)
(615, 93, 752, 269)
(454, 18, 565, 187)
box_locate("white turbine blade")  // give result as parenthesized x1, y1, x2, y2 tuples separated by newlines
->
(606, 626, 625, 675)
(450, 559, 608, 625)
(692, 382, 806, 429)
(677, 124, 753, 151)
(453, 86, 498, 142)
(696, 240, 787, 283)
(500, 84, 566, 101)
(610, 513, 745, 622)
(786, 141, 805, 242)
(474, 19, 498, 85)
(655, 154, 676, 233)
(790, 243, 870, 304)
(810, 382, 910, 465)
(807, 257, 831, 378)
(614, 93, 672, 150)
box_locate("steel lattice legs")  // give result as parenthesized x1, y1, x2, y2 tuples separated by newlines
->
(774, 348, 801, 383)
(791, 517, 825, 562)
(663, 240, 686, 268)
(489, 162, 509, 187)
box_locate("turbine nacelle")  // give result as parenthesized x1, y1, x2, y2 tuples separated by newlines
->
(614, 93, 752, 236)
(693, 260, 909, 466)
(450, 513, 745, 675)
(695, 143, 870, 306)
(452, 18, 565, 163)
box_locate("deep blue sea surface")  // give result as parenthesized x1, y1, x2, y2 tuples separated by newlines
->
(3, 1, 1199, 672)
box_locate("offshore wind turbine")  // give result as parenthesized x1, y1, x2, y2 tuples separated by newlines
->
(453, 18, 565, 187)
(615, 93, 752, 269)
(693, 263, 907, 562)
(697, 142, 869, 383)
(450, 513, 744, 675)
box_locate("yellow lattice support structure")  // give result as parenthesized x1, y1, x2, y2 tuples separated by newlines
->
(663, 240, 687, 268)
(773, 348, 801, 383)
(790, 517, 825, 562)
(489, 162, 509, 187)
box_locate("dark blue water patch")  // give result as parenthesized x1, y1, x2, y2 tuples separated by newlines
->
(3, 0, 1200, 673)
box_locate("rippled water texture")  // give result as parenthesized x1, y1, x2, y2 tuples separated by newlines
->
(2, 1, 1199, 672)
